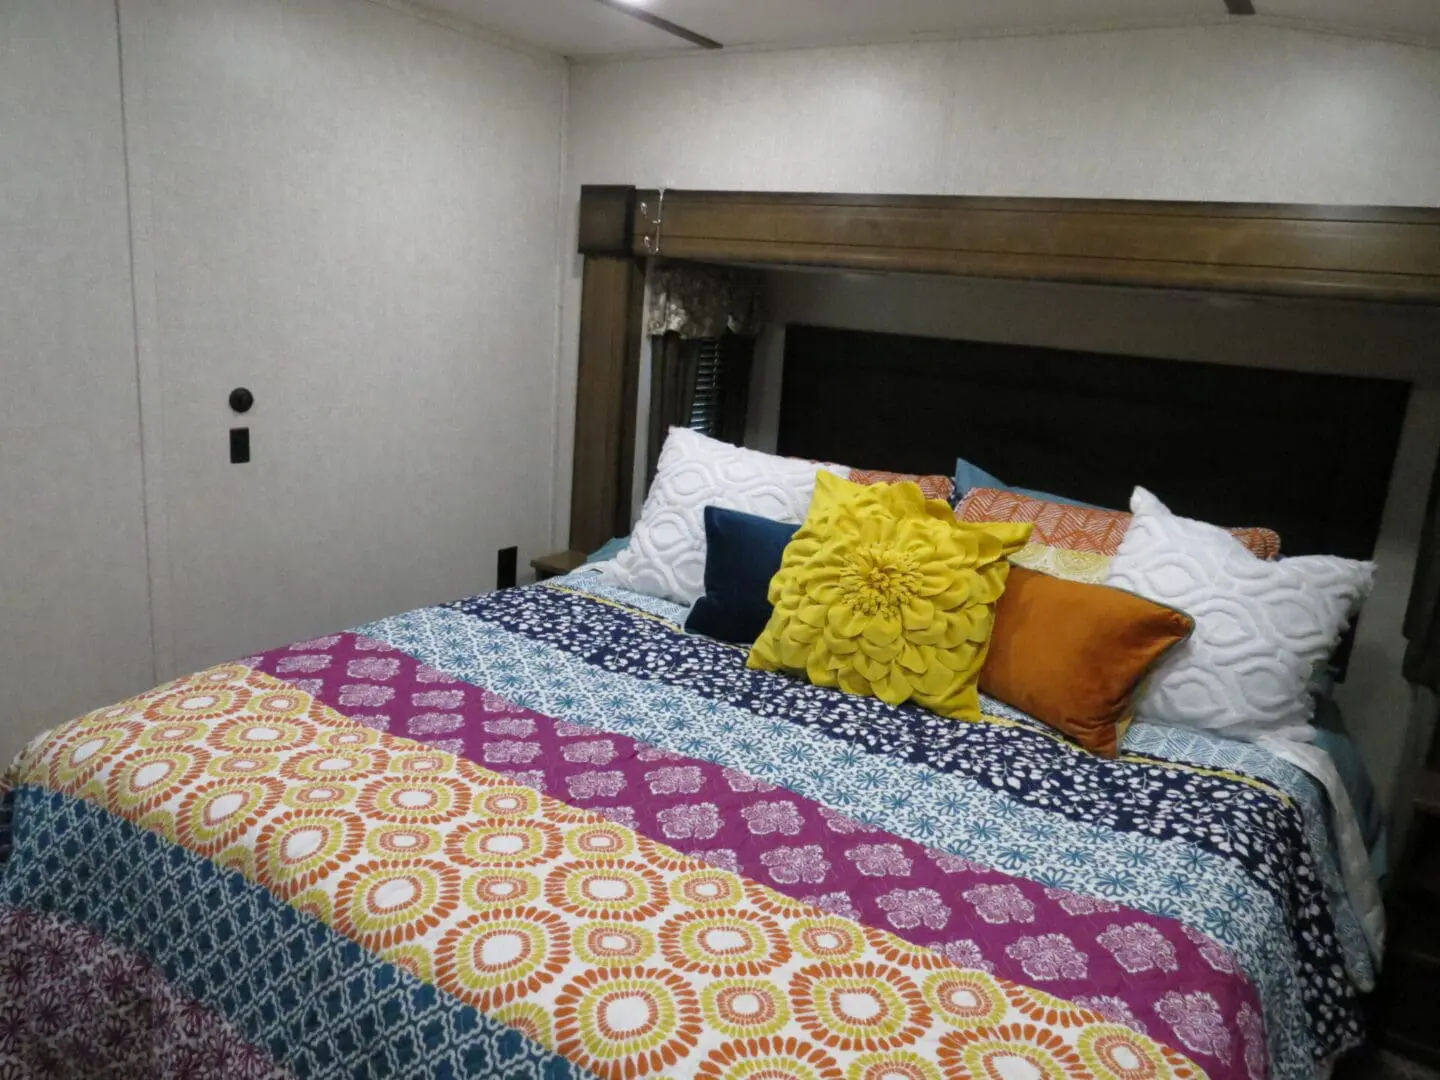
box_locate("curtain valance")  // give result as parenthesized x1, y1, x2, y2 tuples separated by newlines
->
(644, 260, 762, 339)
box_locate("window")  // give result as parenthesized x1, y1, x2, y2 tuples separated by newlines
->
(687, 336, 724, 436)
(646, 330, 757, 486)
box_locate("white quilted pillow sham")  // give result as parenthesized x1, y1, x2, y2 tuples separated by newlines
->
(1106, 487, 1374, 743)
(602, 428, 845, 605)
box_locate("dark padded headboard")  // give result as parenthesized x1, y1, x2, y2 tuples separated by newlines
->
(778, 325, 1409, 562)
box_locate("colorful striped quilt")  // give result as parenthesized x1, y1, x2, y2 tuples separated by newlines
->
(0, 572, 1371, 1079)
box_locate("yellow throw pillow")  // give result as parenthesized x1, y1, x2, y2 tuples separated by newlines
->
(748, 473, 1032, 721)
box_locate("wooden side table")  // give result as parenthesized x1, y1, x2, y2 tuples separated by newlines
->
(1378, 755, 1440, 1067)
(531, 550, 588, 582)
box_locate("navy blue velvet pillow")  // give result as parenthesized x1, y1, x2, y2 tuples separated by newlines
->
(684, 506, 799, 645)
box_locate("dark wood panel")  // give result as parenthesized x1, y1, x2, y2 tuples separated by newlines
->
(634, 187, 1440, 225)
(777, 324, 1409, 564)
(568, 256, 645, 554)
(578, 185, 638, 256)
(652, 236, 1440, 302)
(656, 203, 1440, 276)
(625, 188, 1440, 304)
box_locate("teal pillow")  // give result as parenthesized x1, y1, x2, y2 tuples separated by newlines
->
(586, 536, 630, 563)
(954, 457, 1104, 509)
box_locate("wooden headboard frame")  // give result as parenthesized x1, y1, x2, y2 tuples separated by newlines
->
(568, 185, 1440, 553)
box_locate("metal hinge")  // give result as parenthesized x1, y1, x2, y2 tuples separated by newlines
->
(639, 187, 665, 256)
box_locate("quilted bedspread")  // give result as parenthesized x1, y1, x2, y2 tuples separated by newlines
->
(0, 573, 1373, 1080)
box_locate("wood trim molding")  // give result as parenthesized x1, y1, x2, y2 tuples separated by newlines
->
(568, 254, 646, 554)
(626, 189, 1440, 305)
(578, 185, 638, 256)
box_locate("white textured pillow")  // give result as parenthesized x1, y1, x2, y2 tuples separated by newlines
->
(603, 428, 845, 605)
(1106, 487, 1374, 743)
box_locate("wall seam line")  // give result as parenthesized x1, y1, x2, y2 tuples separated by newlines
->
(112, 0, 158, 686)
(547, 59, 575, 556)
(114, 0, 173, 683)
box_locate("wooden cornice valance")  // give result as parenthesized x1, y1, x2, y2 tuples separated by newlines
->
(579, 185, 1440, 305)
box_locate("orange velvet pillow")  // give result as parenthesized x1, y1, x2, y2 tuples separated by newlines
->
(979, 566, 1194, 757)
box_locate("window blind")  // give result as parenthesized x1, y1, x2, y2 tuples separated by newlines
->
(687, 336, 724, 436)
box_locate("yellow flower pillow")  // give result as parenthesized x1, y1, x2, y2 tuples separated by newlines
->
(748, 473, 1032, 721)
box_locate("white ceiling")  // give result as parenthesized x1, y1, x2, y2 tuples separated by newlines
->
(432, 0, 1440, 57)
(1260, 0, 1440, 40)
(423, 0, 682, 55)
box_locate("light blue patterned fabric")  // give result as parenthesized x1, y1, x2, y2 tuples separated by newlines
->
(360, 600, 1322, 1079)
(561, 568, 688, 621)
(1123, 721, 1376, 991)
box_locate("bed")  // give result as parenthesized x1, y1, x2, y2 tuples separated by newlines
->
(5, 186, 1423, 1080)
(0, 559, 1380, 1080)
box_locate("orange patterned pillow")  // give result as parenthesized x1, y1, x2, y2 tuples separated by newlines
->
(848, 468, 955, 504)
(957, 488, 1281, 559)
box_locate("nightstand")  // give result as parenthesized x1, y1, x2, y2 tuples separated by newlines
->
(1379, 758, 1440, 1068)
(531, 550, 587, 581)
